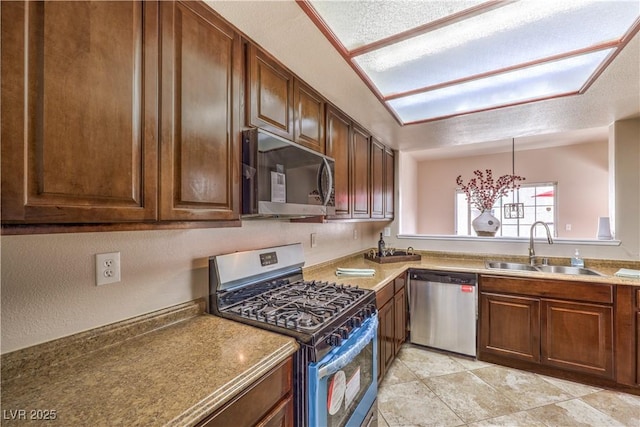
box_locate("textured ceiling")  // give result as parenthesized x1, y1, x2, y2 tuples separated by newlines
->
(207, 1, 639, 157)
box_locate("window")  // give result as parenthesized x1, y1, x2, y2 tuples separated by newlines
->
(456, 182, 557, 237)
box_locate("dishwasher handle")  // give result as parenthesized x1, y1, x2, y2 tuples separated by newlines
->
(409, 269, 477, 285)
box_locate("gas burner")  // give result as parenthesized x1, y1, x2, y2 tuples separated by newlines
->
(224, 279, 368, 331)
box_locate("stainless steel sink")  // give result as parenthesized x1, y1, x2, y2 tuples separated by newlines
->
(485, 261, 538, 272)
(485, 260, 604, 276)
(535, 265, 604, 276)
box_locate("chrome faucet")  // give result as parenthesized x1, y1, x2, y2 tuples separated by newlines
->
(529, 221, 553, 265)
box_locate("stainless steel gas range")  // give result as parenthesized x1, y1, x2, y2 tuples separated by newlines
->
(209, 243, 378, 427)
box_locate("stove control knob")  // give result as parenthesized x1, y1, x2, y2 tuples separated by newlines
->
(352, 316, 362, 328)
(339, 327, 350, 339)
(327, 333, 342, 347)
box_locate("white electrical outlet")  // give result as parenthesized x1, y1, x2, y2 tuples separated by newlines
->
(96, 252, 121, 286)
(383, 227, 391, 237)
(310, 233, 317, 248)
(565, 224, 572, 231)
(353, 229, 358, 240)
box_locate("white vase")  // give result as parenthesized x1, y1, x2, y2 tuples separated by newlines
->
(472, 210, 500, 236)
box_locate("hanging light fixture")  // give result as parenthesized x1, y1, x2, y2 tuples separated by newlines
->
(503, 138, 525, 219)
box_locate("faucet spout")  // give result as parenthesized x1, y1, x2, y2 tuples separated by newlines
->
(529, 221, 554, 265)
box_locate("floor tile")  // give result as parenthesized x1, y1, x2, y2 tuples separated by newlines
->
(380, 358, 418, 386)
(449, 354, 494, 371)
(467, 410, 547, 427)
(396, 345, 467, 379)
(378, 411, 390, 427)
(527, 398, 627, 426)
(378, 380, 464, 427)
(380, 345, 639, 427)
(423, 371, 521, 423)
(469, 365, 574, 410)
(538, 374, 602, 397)
(580, 389, 640, 426)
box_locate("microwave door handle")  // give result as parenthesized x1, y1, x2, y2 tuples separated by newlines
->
(317, 316, 378, 380)
(319, 158, 333, 207)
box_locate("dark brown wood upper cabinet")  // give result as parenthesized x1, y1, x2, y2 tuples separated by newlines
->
(293, 80, 325, 153)
(247, 45, 294, 139)
(325, 105, 352, 219)
(1, 1, 159, 223)
(351, 125, 371, 219)
(384, 148, 395, 219)
(159, 1, 240, 221)
(370, 139, 385, 219)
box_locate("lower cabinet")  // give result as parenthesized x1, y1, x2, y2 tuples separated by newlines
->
(197, 357, 293, 427)
(479, 293, 540, 363)
(377, 273, 407, 383)
(614, 285, 640, 388)
(479, 275, 615, 381)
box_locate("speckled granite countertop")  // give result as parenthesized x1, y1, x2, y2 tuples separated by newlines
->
(0, 299, 298, 427)
(304, 250, 640, 291)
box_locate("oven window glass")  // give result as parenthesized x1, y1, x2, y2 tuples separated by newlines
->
(325, 340, 374, 427)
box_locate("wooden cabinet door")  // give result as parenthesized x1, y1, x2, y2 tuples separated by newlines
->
(1, 1, 158, 223)
(378, 301, 395, 382)
(479, 293, 541, 363)
(325, 106, 351, 219)
(541, 300, 613, 378)
(384, 148, 395, 219)
(159, 1, 240, 221)
(293, 80, 325, 153)
(248, 45, 293, 139)
(370, 139, 385, 219)
(351, 125, 370, 218)
(394, 286, 407, 355)
(636, 311, 640, 385)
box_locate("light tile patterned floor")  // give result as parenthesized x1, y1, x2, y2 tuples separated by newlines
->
(377, 344, 640, 427)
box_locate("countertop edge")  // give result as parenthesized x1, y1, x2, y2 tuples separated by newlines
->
(171, 340, 299, 427)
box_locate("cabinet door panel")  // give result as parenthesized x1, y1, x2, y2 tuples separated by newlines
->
(370, 140, 384, 219)
(541, 300, 613, 378)
(378, 301, 395, 380)
(394, 287, 407, 354)
(159, 1, 240, 220)
(248, 46, 293, 138)
(479, 293, 540, 362)
(384, 148, 395, 219)
(325, 106, 351, 218)
(351, 126, 370, 218)
(293, 80, 324, 153)
(1, 1, 158, 222)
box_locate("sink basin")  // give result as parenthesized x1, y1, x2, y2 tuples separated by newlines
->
(485, 261, 604, 276)
(485, 261, 538, 272)
(535, 265, 604, 276)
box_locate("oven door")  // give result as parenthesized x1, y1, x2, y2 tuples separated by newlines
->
(308, 315, 378, 427)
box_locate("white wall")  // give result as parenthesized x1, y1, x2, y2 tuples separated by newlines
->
(0, 221, 380, 353)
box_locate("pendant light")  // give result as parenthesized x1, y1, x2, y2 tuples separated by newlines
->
(503, 138, 525, 219)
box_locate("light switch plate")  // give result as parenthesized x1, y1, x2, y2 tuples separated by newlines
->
(383, 227, 391, 237)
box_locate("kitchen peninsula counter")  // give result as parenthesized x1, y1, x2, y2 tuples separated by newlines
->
(0, 299, 298, 427)
(303, 250, 640, 289)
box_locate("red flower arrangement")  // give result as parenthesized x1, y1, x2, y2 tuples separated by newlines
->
(456, 169, 525, 211)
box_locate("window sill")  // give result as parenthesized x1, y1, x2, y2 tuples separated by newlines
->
(396, 234, 621, 246)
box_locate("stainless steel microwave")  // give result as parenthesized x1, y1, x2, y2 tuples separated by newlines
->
(242, 128, 335, 218)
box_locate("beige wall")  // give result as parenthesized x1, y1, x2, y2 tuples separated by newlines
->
(390, 118, 639, 262)
(416, 141, 609, 237)
(0, 221, 381, 353)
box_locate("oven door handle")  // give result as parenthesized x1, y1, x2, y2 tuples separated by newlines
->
(317, 316, 378, 380)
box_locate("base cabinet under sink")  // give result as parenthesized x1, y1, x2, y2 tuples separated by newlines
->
(478, 275, 615, 381)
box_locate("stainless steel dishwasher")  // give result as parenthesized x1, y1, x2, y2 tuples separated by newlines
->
(408, 269, 478, 357)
